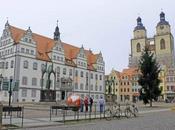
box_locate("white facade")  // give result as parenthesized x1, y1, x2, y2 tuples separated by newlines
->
(0, 22, 105, 102)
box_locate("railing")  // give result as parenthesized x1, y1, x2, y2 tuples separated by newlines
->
(49, 103, 106, 123)
(2, 106, 24, 127)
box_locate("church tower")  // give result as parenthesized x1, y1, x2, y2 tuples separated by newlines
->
(129, 17, 147, 67)
(154, 12, 175, 67)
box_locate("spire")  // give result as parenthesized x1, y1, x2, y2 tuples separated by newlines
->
(54, 20, 60, 41)
(5, 19, 10, 28)
(134, 16, 145, 31)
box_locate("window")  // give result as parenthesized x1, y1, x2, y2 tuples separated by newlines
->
(23, 60, 28, 69)
(57, 56, 60, 61)
(33, 62, 38, 70)
(91, 85, 93, 91)
(10, 60, 14, 68)
(86, 72, 88, 78)
(0, 62, 4, 69)
(100, 75, 102, 80)
(91, 73, 93, 79)
(63, 68, 66, 75)
(56, 66, 60, 73)
(31, 89, 36, 97)
(21, 48, 25, 53)
(127, 88, 129, 92)
(81, 71, 83, 77)
(22, 89, 27, 97)
(22, 76, 28, 85)
(160, 39, 165, 50)
(5, 62, 8, 69)
(75, 70, 78, 77)
(85, 85, 88, 90)
(29, 39, 32, 43)
(99, 85, 102, 91)
(24, 38, 28, 42)
(75, 82, 78, 89)
(167, 86, 169, 91)
(136, 43, 141, 52)
(95, 74, 98, 80)
(69, 69, 72, 76)
(31, 50, 34, 55)
(95, 85, 98, 91)
(26, 49, 29, 54)
(124, 88, 126, 92)
(80, 83, 84, 90)
(32, 78, 37, 86)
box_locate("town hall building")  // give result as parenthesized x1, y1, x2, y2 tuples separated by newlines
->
(0, 21, 105, 102)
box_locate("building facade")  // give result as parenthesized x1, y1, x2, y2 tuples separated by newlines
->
(105, 68, 141, 103)
(0, 21, 105, 102)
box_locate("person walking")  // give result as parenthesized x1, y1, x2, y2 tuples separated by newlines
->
(89, 97, 93, 112)
(99, 96, 104, 113)
(84, 97, 89, 112)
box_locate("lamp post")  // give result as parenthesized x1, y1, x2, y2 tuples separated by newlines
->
(8, 78, 13, 107)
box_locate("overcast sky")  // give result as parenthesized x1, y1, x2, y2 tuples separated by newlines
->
(0, 0, 174, 74)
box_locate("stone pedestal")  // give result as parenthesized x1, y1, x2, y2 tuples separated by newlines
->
(40, 90, 56, 102)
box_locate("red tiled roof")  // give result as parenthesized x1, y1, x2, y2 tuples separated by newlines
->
(9, 25, 98, 69)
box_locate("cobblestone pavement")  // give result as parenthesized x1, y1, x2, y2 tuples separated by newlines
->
(25, 111, 175, 130)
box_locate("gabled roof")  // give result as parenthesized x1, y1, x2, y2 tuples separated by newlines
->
(8, 25, 98, 69)
(121, 68, 139, 77)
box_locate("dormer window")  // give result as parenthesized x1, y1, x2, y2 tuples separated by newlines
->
(24, 38, 28, 42)
(29, 39, 32, 43)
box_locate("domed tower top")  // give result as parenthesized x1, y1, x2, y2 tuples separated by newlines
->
(156, 12, 171, 35)
(133, 17, 147, 39)
(134, 17, 146, 31)
(54, 20, 60, 41)
(157, 11, 169, 26)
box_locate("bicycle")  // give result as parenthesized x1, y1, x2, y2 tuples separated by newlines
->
(104, 103, 122, 121)
(124, 103, 139, 118)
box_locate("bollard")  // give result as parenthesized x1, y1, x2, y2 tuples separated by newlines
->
(0, 102, 3, 129)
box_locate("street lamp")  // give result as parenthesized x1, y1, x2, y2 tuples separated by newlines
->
(0, 74, 3, 91)
(8, 78, 13, 107)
